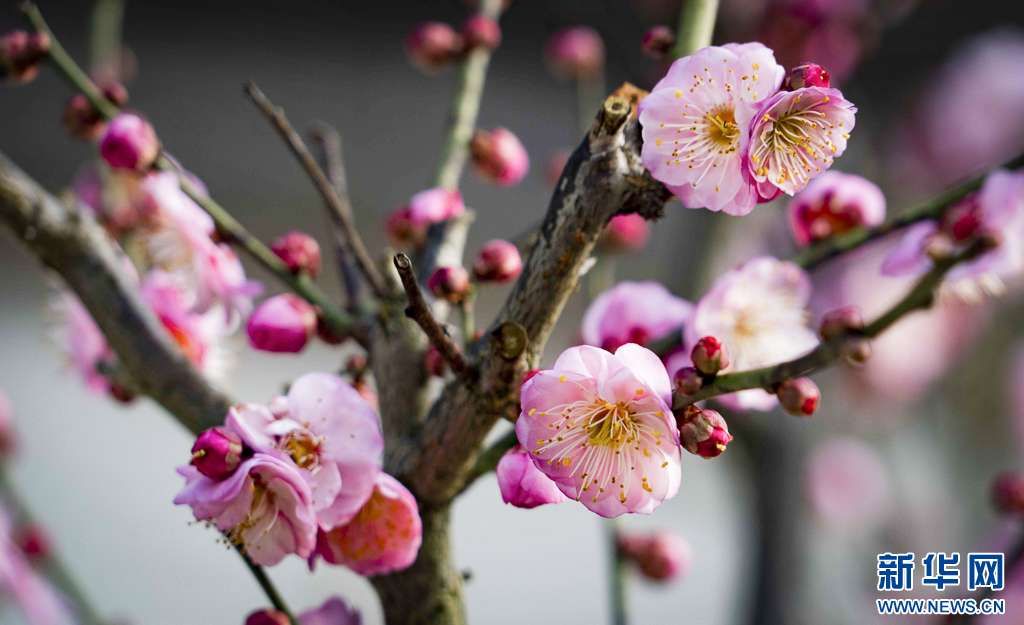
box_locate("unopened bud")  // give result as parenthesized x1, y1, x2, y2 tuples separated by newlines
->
(785, 63, 831, 90)
(271, 231, 322, 278)
(462, 15, 501, 50)
(545, 26, 605, 80)
(99, 112, 160, 171)
(0, 31, 50, 84)
(246, 294, 318, 353)
(405, 22, 463, 73)
(673, 366, 703, 396)
(618, 531, 691, 582)
(470, 128, 529, 186)
(640, 26, 675, 59)
(473, 239, 522, 283)
(992, 472, 1024, 515)
(427, 266, 471, 303)
(819, 306, 863, 341)
(62, 83, 129, 141)
(676, 405, 732, 458)
(691, 336, 729, 376)
(316, 315, 347, 346)
(941, 197, 981, 242)
(600, 214, 650, 252)
(244, 610, 290, 625)
(776, 377, 820, 417)
(190, 427, 244, 480)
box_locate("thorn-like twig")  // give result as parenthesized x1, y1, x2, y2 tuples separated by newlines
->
(244, 81, 388, 299)
(393, 253, 470, 375)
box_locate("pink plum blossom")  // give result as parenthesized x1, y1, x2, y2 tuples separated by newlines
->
(618, 531, 692, 582)
(882, 169, 1024, 300)
(687, 257, 818, 410)
(582, 281, 693, 352)
(99, 112, 159, 171)
(314, 473, 422, 575)
(299, 596, 362, 625)
(246, 294, 318, 354)
(787, 170, 885, 246)
(495, 445, 569, 508)
(174, 453, 317, 566)
(515, 344, 681, 517)
(804, 437, 889, 528)
(141, 271, 228, 376)
(747, 86, 856, 197)
(639, 43, 785, 215)
(0, 510, 74, 625)
(387, 188, 466, 247)
(233, 373, 385, 530)
(470, 128, 529, 186)
(54, 294, 113, 394)
(545, 26, 605, 80)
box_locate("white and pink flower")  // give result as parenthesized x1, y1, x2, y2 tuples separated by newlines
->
(515, 344, 681, 517)
(582, 281, 692, 352)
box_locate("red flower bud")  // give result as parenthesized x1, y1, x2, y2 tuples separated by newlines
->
(473, 239, 522, 283)
(0, 30, 50, 84)
(600, 214, 650, 252)
(641, 26, 675, 59)
(13, 524, 51, 561)
(819, 306, 864, 341)
(246, 294, 318, 353)
(271, 231, 322, 278)
(785, 63, 831, 90)
(676, 405, 732, 458)
(776, 377, 820, 417)
(618, 531, 691, 582)
(941, 196, 982, 242)
(191, 427, 244, 480)
(462, 15, 501, 50)
(992, 472, 1024, 515)
(405, 22, 463, 73)
(316, 315, 347, 346)
(99, 112, 160, 171)
(470, 128, 529, 186)
(62, 83, 129, 141)
(427, 266, 471, 303)
(673, 366, 703, 396)
(245, 610, 290, 625)
(545, 26, 605, 80)
(691, 336, 729, 376)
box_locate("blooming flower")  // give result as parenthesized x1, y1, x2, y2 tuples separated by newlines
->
(141, 271, 229, 376)
(804, 437, 889, 528)
(882, 169, 1024, 300)
(299, 596, 362, 625)
(747, 86, 856, 196)
(233, 373, 385, 530)
(787, 170, 885, 246)
(639, 43, 785, 215)
(53, 294, 114, 394)
(515, 344, 681, 517)
(174, 452, 317, 566)
(495, 445, 569, 508)
(687, 257, 818, 410)
(582, 281, 693, 352)
(314, 473, 422, 575)
(0, 510, 74, 625)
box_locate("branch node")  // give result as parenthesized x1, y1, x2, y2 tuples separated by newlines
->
(492, 321, 528, 361)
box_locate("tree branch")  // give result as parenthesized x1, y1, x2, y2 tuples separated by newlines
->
(673, 0, 720, 58)
(0, 150, 230, 435)
(243, 81, 389, 299)
(675, 237, 993, 409)
(392, 254, 470, 376)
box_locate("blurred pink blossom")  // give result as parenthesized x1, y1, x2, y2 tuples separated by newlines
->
(495, 445, 568, 508)
(582, 281, 692, 352)
(788, 170, 885, 246)
(246, 294, 318, 354)
(545, 26, 605, 80)
(470, 128, 529, 186)
(314, 473, 422, 576)
(687, 256, 818, 411)
(516, 344, 681, 517)
(804, 437, 889, 528)
(618, 530, 692, 582)
(0, 511, 74, 625)
(600, 214, 651, 252)
(299, 596, 362, 625)
(99, 112, 159, 171)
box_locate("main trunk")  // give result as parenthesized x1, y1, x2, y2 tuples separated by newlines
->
(370, 504, 465, 625)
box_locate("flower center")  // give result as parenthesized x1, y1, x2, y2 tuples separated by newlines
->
(584, 401, 640, 447)
(705, 106, 739, 148)
(751, 106, 830, 186)
(282, 430, 322, 471)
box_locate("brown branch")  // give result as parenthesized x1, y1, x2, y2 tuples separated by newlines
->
(0, 150, 230, 435)
(392, 254, 470, 375)
(243, 81, 388, 299)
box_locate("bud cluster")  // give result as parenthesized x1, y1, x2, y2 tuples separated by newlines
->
(405, 14, 502, 73)
(63, 83, 129, 140)
(675, 405, 733, 459)
(672, 335, 731, 397)
(0, 30, 50, 84)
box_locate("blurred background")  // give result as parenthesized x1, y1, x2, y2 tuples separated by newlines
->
(2, 0, 1024, 623)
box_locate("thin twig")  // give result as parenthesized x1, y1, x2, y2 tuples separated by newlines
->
(674, 237, 993, 409)
(793, 151, 1024, 270)
(607, 519, 629, 625)
(461, 429, 517, 491)
(673, 0, 720, 58)
(243, 82, 388, 299)
(235, 545, 298, 625)
(308, 122, 362, 306)
(392, 254, 470, 375)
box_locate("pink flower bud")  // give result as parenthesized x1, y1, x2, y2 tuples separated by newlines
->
(0, 391, 15, 456)
(641, 26, 675, 59)
(190, 427, 244, 480)
(385, 208, 420, 248)
(787, 171, 885, 246)
(462, 15, 501, 50)
(470, 128, 529, 186)
(673, 366, 703, 396)
(271, 231, 322, 277)
(785, 62, 831, 90)
(62, 83, 129, 141)
(0, 30, 50, 84)
(424, 345, 446, 377)
(244, 610, 290, 625)
(405, 22, 463, 73)
(618, 531, 692, 582)
(819, 305, 864, 340)
(691, 336, 729, 376)
(99, 113, 160, 171)
(676, 405, 733, 458)
(776, 377, 820, 416)
(246, 294, 318, 353)
(545, 26, 605, 80)
(941, 196, 982, 242)
(473, 239, 522, 283)
(13, 524, 51, 562)
(427, 266, 471, 303)
(316, 315, 347, 346)
(496, 446, 569, 508)
(600, 214, 650, 252)
(992, 472, 1024, 515)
